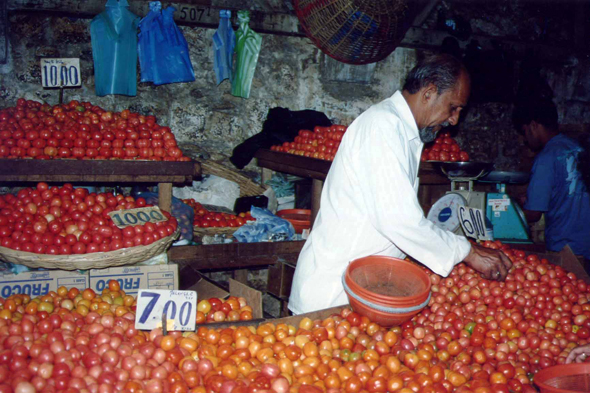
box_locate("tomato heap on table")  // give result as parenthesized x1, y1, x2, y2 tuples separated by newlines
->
(0, 98, 189, 161)
(184, 200, 253, 229)
(0, 242, 588, 392)
(422, 132, 470, 162)
(0, 182, 178, 255)
(270, 125, 347, 162)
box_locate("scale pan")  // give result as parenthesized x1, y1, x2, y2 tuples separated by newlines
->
(479, 171, 530, 184)
(429, 161, 494, 179)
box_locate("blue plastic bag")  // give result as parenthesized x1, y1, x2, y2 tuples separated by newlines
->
(212, 10, 235, 85)
(138, 1, 195, 86)
(90, 0, 140, 96)
(233, 206, 295, 243)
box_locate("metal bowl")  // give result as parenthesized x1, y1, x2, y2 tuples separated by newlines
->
(429, 161, 494, 179)
(479, 171, 530, 184)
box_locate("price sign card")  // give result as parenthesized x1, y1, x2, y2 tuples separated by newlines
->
(40, 58, 81, 88)
(108, 206, 168, 229)
(135, 290, 197, 331)
(458, 206, 493, 241)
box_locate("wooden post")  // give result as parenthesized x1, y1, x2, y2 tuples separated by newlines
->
(311, 179, 323, 227)
(158, 183, 172, 213)
(261, 168, 272, 186)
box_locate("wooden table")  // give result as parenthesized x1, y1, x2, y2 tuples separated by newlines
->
(255, 149, 449, 226)
(0, 159, 201, 212)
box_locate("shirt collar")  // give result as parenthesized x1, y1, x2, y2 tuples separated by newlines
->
(391, 90, 421, 142)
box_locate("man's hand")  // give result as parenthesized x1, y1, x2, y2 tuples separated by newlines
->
(464, 243, 513, 281)
(566, 345, 590, 364)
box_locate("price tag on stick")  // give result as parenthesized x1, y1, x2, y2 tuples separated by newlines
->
(40, 58, 81, 88)
(108, 206, 168, 229)
(458, 206, 492, 241)
(135, 290, 197, 331)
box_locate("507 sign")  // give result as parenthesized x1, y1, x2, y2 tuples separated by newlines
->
(178, 6, 211, 22)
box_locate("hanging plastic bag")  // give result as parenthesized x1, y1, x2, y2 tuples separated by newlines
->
(231, 10, 262, 98)
(90, 0, 140, 96)
(212, 10, 236, 85)
(138, 1, 195, 86)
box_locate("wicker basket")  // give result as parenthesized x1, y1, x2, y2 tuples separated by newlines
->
(0, 228, 180, 270)
(294, 0, 408, 65)
(201, 160, 267, 197)
(193, 226, 239, 239)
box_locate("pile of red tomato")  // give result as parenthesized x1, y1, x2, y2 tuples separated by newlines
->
(196, 297, 254, 324)
(422, 132, 470, 162)
(0, 182, 178, 255)
(183, 200, 253, 229)
(0, 98, 189, 161)
(270, 125, 347, 162)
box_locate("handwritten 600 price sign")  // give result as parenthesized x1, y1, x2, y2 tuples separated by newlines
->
(135, 290, 197, 331)
(458, 206, 492, 241)
(107, 206, 167, 229)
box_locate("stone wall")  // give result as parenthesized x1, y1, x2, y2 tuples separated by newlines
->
(1, 11, 589, 175)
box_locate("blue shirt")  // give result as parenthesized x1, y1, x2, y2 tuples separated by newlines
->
(525, 134, 590, 258)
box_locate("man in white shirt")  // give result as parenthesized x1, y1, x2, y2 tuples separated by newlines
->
(289, 54, 513, 314)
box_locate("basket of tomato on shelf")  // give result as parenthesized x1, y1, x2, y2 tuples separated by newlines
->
(0, 98, 189, 161)
(269, 124, 347, 162)
(183, 199, 254, 238)
(0, 182, 180, 270)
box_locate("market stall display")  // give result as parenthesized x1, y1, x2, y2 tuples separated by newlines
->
(0, 99, 188, 161)
(269, 125, 347, 162)
(0, 241, 585, 392)
(0, 182, 179, 269)
(421, 131, 471, 162)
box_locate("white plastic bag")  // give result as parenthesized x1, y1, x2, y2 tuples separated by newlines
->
(173, 175, 240, 212)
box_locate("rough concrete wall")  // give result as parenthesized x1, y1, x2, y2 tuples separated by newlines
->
(0, 13, 416, 174)
(1, 12, 589, 176)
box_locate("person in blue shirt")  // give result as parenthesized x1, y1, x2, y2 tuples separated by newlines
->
(514, 99, 590, 272)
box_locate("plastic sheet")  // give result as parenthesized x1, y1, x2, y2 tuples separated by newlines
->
(233, 206, 294, 243)
(231, 10, 262, 99)
(138, 1, 195, 85)
(213, 10, 236, 85)
(90, 0, 140, 96)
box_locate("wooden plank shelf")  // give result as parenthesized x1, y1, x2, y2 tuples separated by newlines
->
(168, 241, 304, 271)
(0, 159, 201, 183)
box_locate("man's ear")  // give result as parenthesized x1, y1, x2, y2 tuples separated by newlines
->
(421, 84, 438, 104)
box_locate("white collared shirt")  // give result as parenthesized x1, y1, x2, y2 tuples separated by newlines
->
(288, 91, 472, 314)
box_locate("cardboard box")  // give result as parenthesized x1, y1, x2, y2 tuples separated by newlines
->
(89, 264, 179, 295)
(0, 269, 88, 298)
(536, 245, 590, 284)
(180, 269, 263, 319)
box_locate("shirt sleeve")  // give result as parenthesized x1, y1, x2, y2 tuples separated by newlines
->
(354, 117, 471, 277)
(524, 152, 553, 212)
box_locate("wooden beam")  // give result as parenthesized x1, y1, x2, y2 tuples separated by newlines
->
(7, 0, 302, 36)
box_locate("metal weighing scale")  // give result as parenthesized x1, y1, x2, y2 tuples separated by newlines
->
(426, 162, 533, 243)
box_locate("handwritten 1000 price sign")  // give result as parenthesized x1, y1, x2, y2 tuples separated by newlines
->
(108, 206, 168, 229)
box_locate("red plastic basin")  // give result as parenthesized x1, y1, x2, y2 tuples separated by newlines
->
(342, 256, 432, 327)
(276, 209, 311, 234)
(534, 363, 590, 393)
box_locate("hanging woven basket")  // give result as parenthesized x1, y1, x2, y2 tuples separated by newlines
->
(294, 0, 409, 65)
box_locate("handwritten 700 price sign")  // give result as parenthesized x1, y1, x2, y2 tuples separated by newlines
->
(107, 206, 167, 229)
(135, 290, 197, 331)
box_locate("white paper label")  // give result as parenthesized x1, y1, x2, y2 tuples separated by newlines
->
(40, 58, 81, 88)
(488, 198, 510, 212)
(135, 290, 197, 331)
(458, 206, 492, 241)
